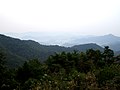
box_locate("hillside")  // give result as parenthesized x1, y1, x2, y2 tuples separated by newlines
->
(72, 43, 103, 51)
(0, 34, 103, 67)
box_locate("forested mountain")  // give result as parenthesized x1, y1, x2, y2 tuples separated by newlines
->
(1, 34, 120, 90)
(5, 33, 120, 51)
(0, 34, 103, 67)
(72, 43, 103, 51)
(0, 34, 68, 67)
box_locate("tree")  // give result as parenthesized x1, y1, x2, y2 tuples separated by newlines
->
(16, 59, 44, 86)
(103, 46, 114, 65)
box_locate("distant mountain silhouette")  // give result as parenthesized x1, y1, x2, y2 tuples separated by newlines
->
(0, 34, 103, 67)
(64, 34, 120, 51)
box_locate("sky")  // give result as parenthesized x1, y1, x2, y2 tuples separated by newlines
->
(0, 0, 120, 36)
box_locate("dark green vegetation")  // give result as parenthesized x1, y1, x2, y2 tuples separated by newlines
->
(1, 34, 120, 89)
(0, 34, 103, 68)
(1, 45, 120, 90)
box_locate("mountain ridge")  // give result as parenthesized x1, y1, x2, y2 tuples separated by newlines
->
(0, 34, 103, 68)
(63, 34, 120, 51)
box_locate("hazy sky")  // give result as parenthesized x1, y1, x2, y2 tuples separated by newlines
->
(0, 0, 120, 35)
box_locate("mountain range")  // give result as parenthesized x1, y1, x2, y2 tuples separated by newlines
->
(63, 34, 120, 51)
(0, 34, 103, 68)
(5, 32, 120, 51)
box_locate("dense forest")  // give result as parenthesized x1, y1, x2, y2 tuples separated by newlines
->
(1, 46, 120, 90)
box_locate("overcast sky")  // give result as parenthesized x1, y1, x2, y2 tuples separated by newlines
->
(0, 0, 120, 36)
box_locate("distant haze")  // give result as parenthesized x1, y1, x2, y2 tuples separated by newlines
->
(0, 0, 120, 36)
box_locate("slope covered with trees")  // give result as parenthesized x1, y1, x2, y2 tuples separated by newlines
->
(0, 46, 120, 90)
(0, 34, 103, 67)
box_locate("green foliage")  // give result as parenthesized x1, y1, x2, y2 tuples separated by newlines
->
(0, 45, 120, 89)
(94, 65, 120, 90)
(16, 59, 44, 83)
(103, 46, 114, 65)
(0, 52, 19, 90)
